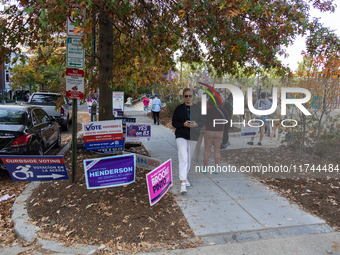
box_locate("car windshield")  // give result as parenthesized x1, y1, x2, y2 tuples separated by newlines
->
(30, 94, 60, 105)
(0, 109, 26, 125)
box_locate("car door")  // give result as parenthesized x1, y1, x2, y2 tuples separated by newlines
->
(32, 108, 55, 150)
(63, 95, 72, 119)
(38, 108, 58, 149)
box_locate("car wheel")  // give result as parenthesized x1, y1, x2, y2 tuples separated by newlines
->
(62, 118, 69, 131)
(54, 130, 61, 148)
(37, 144, 44, 155)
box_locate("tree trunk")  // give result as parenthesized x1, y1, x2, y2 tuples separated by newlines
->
(98, 3, 113, 121)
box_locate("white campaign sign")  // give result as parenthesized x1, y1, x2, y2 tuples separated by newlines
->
(82, 120, 123, 137)
(113, 92, 124, 112)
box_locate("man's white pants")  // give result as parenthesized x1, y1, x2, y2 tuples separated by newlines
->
(176, 138, 197, 181)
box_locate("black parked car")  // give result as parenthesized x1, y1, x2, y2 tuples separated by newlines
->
(0, 105, 61, 158)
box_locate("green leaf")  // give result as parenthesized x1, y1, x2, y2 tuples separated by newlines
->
(136, 31, 140, 39)
(40, 9, 46, 20)
(24, 6, 34, 15)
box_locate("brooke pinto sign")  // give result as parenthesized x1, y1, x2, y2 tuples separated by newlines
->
(146, 159, 172, 206)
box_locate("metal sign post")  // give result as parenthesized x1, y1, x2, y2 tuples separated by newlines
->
(71, 99, 77, 183)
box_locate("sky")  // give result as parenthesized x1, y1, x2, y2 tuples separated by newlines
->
(278, 4, 340, 72)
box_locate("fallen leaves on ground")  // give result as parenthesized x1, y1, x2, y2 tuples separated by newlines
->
(221, 146, 340, 231)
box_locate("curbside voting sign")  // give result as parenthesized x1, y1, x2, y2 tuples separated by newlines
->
(83, 154, 135, 189)
(146, 159, 172, 206)
(1, 155, 69, 182)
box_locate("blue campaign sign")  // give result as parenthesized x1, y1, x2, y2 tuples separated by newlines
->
(241, 132, 257, 137)
(0, 155, 69, 182)
(114, 117, 136, 133)
(92, 147, 124, 154)
(85, 139, 124, 151)
(83, 154, 135, 189)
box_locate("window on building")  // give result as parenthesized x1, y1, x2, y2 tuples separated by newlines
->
(5, 71, 9, 82)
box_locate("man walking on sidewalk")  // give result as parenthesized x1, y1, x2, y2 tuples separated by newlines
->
(152, 94, 162, 125)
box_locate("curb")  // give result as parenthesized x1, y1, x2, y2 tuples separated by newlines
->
(11, 129, 100, 254)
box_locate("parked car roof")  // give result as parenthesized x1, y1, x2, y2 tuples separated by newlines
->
(0, 104, 38, 110)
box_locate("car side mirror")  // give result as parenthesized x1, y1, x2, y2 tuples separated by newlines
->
(50, 116, 56, 122)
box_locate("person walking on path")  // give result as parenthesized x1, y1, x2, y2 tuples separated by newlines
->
(247, 91, 273, 146)
(204, 96, 229, 173)
(269, 102, 284, 143)
(143, 95, 150, 116)
(151, 94, 162, 125)
(221, 94, 233, 149)
(193, 101, 206, 162)
(172, 88, 204, 194)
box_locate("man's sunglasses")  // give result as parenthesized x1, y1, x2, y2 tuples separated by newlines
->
(184, 95, 192, 98)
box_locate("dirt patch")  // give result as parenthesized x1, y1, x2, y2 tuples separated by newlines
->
(26, 145, 199, 253)
(221, 147, 340, 231)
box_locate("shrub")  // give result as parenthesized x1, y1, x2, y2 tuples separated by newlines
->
(164, 97, 182, 116)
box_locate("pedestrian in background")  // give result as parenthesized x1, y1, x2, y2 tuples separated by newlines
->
(193, 100, 206, 162)
(172, 88, 203, 193)
(247, 91, 273, 146)
(143, 95, 150, 116)
(221, 94, 233, 149)
(152, 94, 162, 125)
(269, 102, 284, 143)
(204, 96, 229, 173)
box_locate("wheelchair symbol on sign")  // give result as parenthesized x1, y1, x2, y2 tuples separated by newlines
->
(13, 165, 34, 180)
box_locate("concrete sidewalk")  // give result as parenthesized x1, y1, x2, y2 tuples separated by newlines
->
(125, 106, 340, 254)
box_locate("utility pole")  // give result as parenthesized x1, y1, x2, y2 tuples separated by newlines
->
(1, 62, 6, 104)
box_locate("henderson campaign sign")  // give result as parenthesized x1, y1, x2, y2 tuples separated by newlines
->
(146, 159, 172, 206)
(83, 154, 135, 189)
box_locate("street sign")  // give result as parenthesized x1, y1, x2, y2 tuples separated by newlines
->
(66, 68, 84, 100)
(0, 155, 69, 182)
(67, 3, 85, 37)
(66, 37, 84, 68)
(83, 154, 135, 189)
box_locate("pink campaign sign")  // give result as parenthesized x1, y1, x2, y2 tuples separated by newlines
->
(146, 159, 172, 206)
